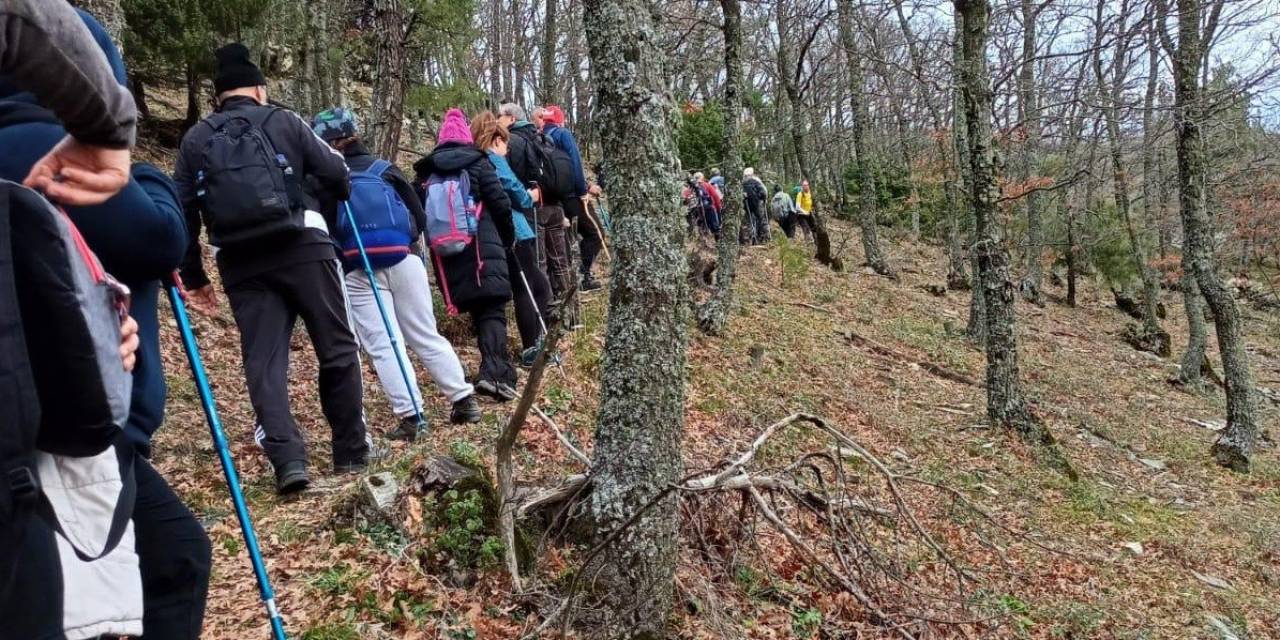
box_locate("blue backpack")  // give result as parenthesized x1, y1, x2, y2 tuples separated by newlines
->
(338, 159, 414, 270)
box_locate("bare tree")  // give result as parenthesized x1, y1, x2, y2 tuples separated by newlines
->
(368, 0, 418, 158)
(1157, 0, 1259, 471)
(956, 0, 1054, 448)
(838, 0, 892, 276)
(583, 0, 690, 634)
(1093, 0, 1169, 356)
(699, 0, 746, 335)
(1017, 0, 1044, 305)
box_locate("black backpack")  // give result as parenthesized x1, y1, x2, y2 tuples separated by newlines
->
(515, 128, 576, 201)
(0, 181, 136, 592)
(196, 107, 304, 246)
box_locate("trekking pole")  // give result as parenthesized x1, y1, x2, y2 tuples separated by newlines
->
(166, 277, 288, 640)
(516, 264, 549, 338)
(343, 202, 425, 429)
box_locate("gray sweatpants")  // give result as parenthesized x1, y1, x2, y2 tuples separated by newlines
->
(345, 256, 473, 418)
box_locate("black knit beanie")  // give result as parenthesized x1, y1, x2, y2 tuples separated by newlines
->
(214, 43, 266, 94)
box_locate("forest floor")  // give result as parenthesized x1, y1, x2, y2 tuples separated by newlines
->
(135, 92, 1278, 640)
(148, 218, 1280, 640)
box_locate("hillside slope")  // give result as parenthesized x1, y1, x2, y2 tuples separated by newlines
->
(146, 216, 1279, 639)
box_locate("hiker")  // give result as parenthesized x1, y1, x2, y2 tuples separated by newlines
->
(413, 108, 520, 402)
(771, 184, 798, 239)
(311, 108, 482, 441)
(685, 171, 722, 238)
(0, 3, 199, 637)
(794, 179, 815, 242)
(709, 167, 726, 193)
(473, 111, 555, 366)
(743, 167, 770, 244)
(539, 105, 605, 291)
(174, 43, 376, 495)
(501, 103, 572, 301)
(0, 10, 214, 638)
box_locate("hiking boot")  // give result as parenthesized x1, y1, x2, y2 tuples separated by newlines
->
(580, 275, 602, 292)
(334, 459, 367, 475)
(519, 345, 564, 368)
(450, 395, 483, 424)
(388, 415, 425, 442)
(475, 379, 518, 403)
(274, 460, 310, 496)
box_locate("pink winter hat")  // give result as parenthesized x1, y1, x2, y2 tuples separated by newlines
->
(438, 108, 473, 145)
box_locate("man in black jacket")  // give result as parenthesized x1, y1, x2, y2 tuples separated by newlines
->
(498, 102, 572, 300)
(174, 43, 372, 495)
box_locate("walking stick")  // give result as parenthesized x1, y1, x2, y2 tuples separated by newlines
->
(583, 197, 611, 262)
(343, 202, 425, 429)
(167, 276, 288, 640)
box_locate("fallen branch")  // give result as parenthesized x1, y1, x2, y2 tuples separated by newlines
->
(838, 329, 980, 387)
(532, 406, 590, 467)
(788, 301, 833, 313)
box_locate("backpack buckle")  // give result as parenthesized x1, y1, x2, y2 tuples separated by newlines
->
(7, 466, 39, 502)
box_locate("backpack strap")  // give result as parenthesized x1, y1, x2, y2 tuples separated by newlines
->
(367, 159, 393, 178)
(34, 445, 136, 562)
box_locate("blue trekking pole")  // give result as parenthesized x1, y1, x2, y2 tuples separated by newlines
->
(343, 201, 425, 429)
(166, 276, 288, 640)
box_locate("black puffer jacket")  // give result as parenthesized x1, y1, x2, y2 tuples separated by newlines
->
(413, 143, 515, 313)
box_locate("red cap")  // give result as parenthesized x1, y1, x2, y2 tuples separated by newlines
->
(544, 105, 566, 126)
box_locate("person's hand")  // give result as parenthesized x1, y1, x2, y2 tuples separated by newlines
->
(588, 184, 602, 196)
(23, 136, 131, 206)
(119, 315, 139, 372)
(187, 285, 219, 316)
(528, 186, 541, 203)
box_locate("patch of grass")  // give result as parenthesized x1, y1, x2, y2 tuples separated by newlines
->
(790, 606, 822, 638)
(885, 316, 972, 371)
(359, 520, 408, 555)
(274, 519, 307, 544)
(449, 440, 483, 468)
(218, 534, 240, 556)
(1042, 600, 1106, 638)
(299, 623, 359, 640)
(776, 235, 810, 286)
(972, 591, 1035, 637)
(309, 566, 364, 596)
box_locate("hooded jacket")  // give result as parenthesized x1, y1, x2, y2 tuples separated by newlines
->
(413, 143, 515, 312)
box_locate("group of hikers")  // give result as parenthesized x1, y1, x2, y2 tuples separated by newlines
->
(0, 3, 606, 638)
(682, 167, 817, 244)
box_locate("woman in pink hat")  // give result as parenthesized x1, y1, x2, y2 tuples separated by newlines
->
(413, 108, 519, 401)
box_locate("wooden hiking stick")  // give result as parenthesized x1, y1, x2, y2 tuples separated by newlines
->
(584, 196, 611, 262)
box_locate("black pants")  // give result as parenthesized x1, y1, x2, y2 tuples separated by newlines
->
(135, 457, 211, 639)
(508, 240, 552, 351)
(746, 200, 770, 244)
(226, 260, 369, 469)
(537, 205, 571, 298)
(470, 302, 517, 386)
(563, 197, 602, 280)
(795, 214, 814, 241)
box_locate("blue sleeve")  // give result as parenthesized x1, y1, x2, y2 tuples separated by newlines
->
(491, 154, 534, 211)
(66, 163, 187, 284)
(552, 127, 588, 196)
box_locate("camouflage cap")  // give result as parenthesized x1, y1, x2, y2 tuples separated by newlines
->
(312, 107, 358, 142)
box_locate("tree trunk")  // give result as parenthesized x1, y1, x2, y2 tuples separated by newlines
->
(583, 0, 688, 635)
(130, 73, 150, 121)
(956, 0, 1044, 442)
(1163, 0, 1258, 471)
(956, 13, 984, 342)
(698, 0, 745, 336)
(1095, 1, 1167, 355)
(539, 0, 559, 105)
(184, 63, 201, 130)
(1177, 265, 1208, 387)
(1017, 0, 1044, 305)
(76, 0, 124, 45)
(370, 0, 411, 159)
(837, 0, 890, 276)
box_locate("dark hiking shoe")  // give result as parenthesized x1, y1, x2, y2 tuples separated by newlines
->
(450, 395, 483, 424)
(336, 440, 389, 475)
(519, 345, 563, 368)
(475, 379, 518, 402)
(275, 460, 310, 495)
(580, 275, 602, 292)
(388, 416, 425, 442)
(334, 459, 367, 475)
